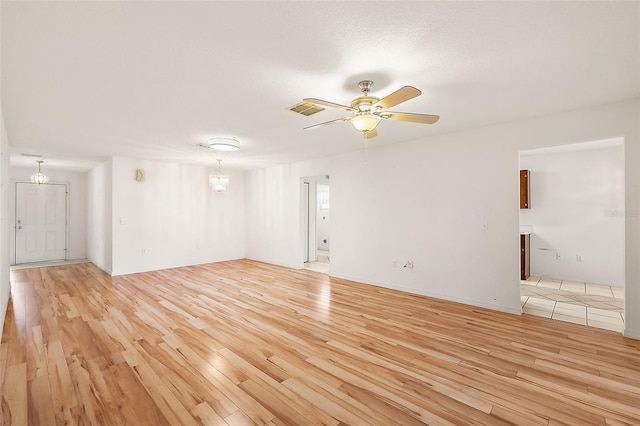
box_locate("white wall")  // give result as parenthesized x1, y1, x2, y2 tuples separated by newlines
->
(87, 159, 113, 273)
(0, 0, 9, 339)
(330, 128, 519, 314)
(520, 141, 624, 286)
(0, 104, 11, 337)
(9, 166, 88, 262)
(247, 162, 332, 269)
(245, 99, 640, 339)
(110, 157, 245, 275)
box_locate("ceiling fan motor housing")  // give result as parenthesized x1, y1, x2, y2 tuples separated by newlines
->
(351, 96, 380, 112)
(358, 80, 374, 94)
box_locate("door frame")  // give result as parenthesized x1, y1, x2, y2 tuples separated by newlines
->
(300, 174, 330, 268)
(303, 181, 310, 263)
(301, 178, 317, 264)
(12, 180, 70, 265)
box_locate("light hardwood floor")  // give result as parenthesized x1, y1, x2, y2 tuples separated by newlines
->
(1, 260, 639, 425)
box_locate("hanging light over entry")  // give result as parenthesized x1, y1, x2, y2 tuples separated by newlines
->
(31, 160, 49, 185)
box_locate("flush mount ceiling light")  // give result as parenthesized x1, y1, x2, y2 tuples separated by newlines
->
(206, 137, 240, 152)
(209, 159, 230, 193)
(31, 160, 49, 185)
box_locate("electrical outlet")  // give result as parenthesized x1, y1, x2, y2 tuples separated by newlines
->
(481, 222, 488, 231)
(142, 248, 147, 255)
(556, 252, 562, 260)
(576, 254, 582, 262)
(393, 260, 397, 267)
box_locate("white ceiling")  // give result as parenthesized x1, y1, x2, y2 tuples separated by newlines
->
(2, 1, 638, 172)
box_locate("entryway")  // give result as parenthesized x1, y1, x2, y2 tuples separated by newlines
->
(518, 137, 625, 332)
(302, 175, 330, 274)
(14, 182, 68, 264)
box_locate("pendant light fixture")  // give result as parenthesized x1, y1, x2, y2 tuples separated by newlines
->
(31, 160, 49, 185)
(209, 159, 229, 193)
(202, 137, 240, 192)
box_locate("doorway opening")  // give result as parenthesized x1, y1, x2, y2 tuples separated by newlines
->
(302, 175, 330, 274)
(518, 138, 625, 332)
(14, 182, 68, 264)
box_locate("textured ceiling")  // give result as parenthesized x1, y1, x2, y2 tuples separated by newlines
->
(2, 1, 638, 171)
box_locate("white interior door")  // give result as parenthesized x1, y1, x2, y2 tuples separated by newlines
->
(15, 182, 67, 264)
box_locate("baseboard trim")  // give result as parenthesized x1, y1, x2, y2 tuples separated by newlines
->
(622, 327, 640, 340)
(329, 272, 522, 316)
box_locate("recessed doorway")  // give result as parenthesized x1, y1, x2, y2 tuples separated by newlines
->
(518, 137, 625, 332)
(302, 175, 330, 274)
(14, 182, 68, 264)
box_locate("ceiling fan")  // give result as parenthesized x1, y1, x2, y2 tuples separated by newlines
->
(302, 80, 439, 139)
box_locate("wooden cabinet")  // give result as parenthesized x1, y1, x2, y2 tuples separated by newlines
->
(520, 170, 530, 209)
(520, 233, 530, 280)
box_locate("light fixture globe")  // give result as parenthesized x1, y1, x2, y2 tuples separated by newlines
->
(31, 160, 49, 185)
(207, 137, 240, 152)
(350, 114, 381, 133)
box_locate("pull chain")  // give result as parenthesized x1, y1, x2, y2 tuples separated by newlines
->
(363, 132, 368, 166)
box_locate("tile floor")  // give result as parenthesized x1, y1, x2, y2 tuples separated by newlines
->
(304, 249, 330, 274)
(521, 276, 624, 332)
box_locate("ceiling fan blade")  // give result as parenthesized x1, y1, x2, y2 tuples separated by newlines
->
(304, 116, 350, 130)
(385, 111, 439, 124)
(372, 86, 421, 110)
(364, 128, 378, 139)
(303, 98, 355, 112)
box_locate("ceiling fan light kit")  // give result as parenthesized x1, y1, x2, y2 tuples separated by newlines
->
(299, 80, 439, 138)
(350, 114, 381, 132)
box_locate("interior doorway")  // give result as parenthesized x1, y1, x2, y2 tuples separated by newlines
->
(15, 182, 68, 264)
(302, 175, 330, 274)
(518, 138, 625, 332)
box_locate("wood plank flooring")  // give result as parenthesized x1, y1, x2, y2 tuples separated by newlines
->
(1, 260, 639, 425)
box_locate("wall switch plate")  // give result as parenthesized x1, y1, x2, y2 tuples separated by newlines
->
(556, 252, 562, 260)
(481, 222, 488, 231)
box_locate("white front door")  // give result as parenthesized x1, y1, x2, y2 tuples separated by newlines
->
(15, 182, 67, 264)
